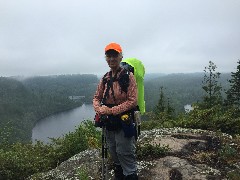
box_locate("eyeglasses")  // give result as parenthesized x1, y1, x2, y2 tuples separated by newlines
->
(105, 54, 119, 58)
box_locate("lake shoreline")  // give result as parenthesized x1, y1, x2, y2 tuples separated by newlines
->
(32, 103, 95, 143)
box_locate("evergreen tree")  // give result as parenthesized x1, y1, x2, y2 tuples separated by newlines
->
(202, 61, 222, 108)
(154, 87, 165, 114)
(153, 87, 175, 119)
(226, 60, 240, 109)
(166, 97, 175, 118)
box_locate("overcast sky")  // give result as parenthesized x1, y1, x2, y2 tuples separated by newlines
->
(0, 0, 240, 77)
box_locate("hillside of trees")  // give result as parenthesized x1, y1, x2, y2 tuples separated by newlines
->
(0, 66, 235, 144)
(145, 72, 231, 113)
(22, 74, 98, 103)
(0, 60, 240, 179)
(0, 74, 99, 143)
(144, 60, 240, 136)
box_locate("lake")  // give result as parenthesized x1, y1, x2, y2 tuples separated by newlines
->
(32, 104, 95, 143)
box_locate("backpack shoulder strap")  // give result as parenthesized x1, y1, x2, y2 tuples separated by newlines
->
(101, 72, 110, 104)
(102, 68, 130, 104)
(118, 69, 130, 93)
(101, 71, 117, 104)
(102, 72, 108, 86)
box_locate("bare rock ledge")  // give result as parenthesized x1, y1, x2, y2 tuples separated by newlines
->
(29, 128, 239, 180)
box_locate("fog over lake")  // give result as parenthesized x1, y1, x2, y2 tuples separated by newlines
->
(32, 104, 95, 143)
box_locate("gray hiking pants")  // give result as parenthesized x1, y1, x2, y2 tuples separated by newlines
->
(106, 129, 137, 176)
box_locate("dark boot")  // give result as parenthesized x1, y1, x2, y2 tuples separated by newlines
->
(114, 165, 124, 180)
(125, 173, 138, 180)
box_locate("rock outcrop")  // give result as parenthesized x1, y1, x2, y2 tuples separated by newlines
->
(29, 128, 239, 180)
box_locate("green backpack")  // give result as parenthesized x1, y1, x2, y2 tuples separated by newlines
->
(121, 58, 145, 115)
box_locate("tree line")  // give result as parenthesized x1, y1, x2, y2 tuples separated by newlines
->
(144, 71, 231, 113)
(0, 61, 239, 144)
(0, 60, 240, 179)
(146, 60, 240, 135)
(0, 74, 99, 143)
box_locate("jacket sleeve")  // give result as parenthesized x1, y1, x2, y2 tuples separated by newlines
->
(93, 79, 104, 114)
(111, 73, 138, 115)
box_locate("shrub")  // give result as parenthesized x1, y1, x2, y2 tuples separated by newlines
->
(137, 142, 170, 160)
(227, 170, 240, 180)
(0, 142, 55, 180)
(141, 119, 162, 130)
(218, 144, 238, 163)
(50, 120, 101, 163)
(0, 120, 101, 180)
(173, 106, 240, 135)
(77, 167, 90, 180)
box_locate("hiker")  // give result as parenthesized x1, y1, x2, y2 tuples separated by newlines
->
(93, 42, 138, 180)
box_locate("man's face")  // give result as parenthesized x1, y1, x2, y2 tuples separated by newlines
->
(105, 50, 122, 69)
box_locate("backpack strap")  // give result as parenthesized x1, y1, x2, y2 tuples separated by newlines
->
(117, 69, 130, 94)
(101, 69, 121, 104)
(101, 68, 131, 104)
(101, 72, 108, 104)
(109, 71, 117, 103)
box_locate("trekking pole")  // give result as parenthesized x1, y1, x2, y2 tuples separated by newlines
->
(101, 125, 108, 180)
